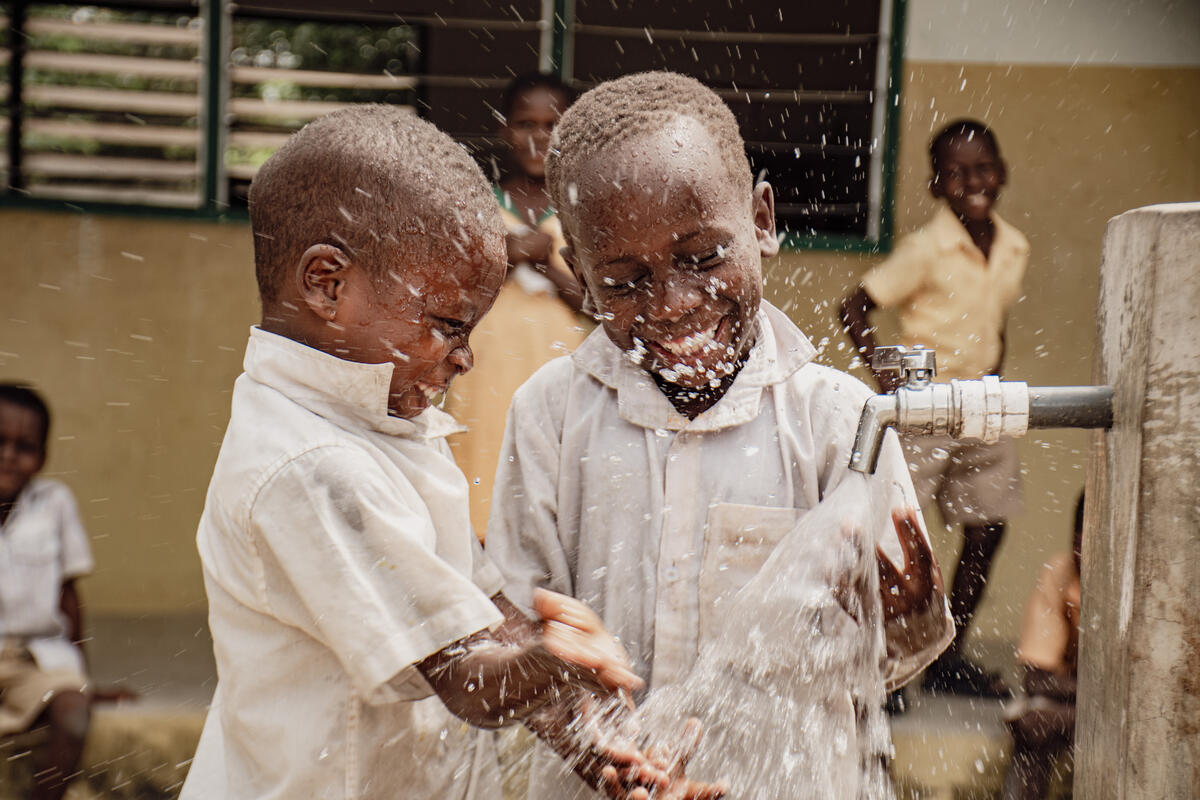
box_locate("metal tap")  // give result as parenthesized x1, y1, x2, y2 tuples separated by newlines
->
(848, 346, 1114, 473)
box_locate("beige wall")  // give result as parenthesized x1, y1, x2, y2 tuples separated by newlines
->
(0, 214, 257, 613)
(765, 62, 1200, 640)
(2, 61, 1197, 637)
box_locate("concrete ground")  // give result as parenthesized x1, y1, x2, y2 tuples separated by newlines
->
(1, 617, 1070, 799)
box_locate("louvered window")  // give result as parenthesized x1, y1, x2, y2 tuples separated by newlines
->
(1, 0, 904, 252)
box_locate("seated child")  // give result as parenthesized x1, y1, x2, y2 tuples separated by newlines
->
(0, 384, 93, 800)
(839, 119, 1030, 698)
(446, 72, 588, 539)
(484, 71, 955, 799)
(181, 105, 717, 800)
(1000, 493, 1082, 800)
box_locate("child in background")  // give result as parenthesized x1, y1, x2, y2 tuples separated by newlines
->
(1000, 493, 1083, 800)
(840, 119, 1029, 699)
(485, 71, 954, 799)
(0, 384, 92, 800)
(446, 72, 587, 539)
(182, 105, 717, 800)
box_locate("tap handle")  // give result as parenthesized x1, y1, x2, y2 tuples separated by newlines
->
(870, 345, 938, 386)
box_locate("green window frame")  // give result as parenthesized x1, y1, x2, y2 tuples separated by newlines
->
(1, 0, 906, 252)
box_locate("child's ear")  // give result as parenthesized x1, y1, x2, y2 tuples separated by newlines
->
(297, 243, 351, 321)
(561, 243, 597, 317)
(752, 181, 779, 258)
(929, 171, 945, 200)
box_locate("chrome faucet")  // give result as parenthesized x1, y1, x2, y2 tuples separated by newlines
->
(848, 346, 1114, 473)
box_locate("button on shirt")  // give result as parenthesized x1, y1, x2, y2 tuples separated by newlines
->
(862, 206, 1029, 380)
(0, 478, 93, 674)
(183, 328, 506, 800)
(486, 302, 954, 799)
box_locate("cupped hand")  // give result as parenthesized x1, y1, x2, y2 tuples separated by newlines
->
(878, 508, 942, 622)
(621, 719, 728, 800)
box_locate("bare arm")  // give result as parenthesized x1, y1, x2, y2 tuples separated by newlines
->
(505, 230, 585, 313)
(838, 286, 898, 393)
(60, 579, 84, 650)
(417, 593, 659, 794)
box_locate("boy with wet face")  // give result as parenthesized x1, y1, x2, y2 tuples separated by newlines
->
(0, 384, 93, 800)
(486, 72, 954, 798)
(184, 105, 715, 800)
(840, 119, 1029, 699)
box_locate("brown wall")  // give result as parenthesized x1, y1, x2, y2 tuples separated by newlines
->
(2, 62, 1197, 640)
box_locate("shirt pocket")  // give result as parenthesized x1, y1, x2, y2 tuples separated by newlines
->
(698, 503, 803, 647)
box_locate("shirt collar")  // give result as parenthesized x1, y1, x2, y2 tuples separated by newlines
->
(930, 205, 1026, 260)
(242, 327, 464, 440)
(570, 301, 816, 431)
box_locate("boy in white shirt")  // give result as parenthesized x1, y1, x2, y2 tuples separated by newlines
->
(485, 71, 955, 799)
(183, 105, 718, 800)
(0, 384, 93, 800)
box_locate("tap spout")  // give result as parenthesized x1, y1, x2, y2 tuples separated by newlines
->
(848, 394, 898, 474)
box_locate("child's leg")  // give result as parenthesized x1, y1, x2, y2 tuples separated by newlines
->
(30, 690, 90, 800)
(1001, 703, 1074, 800)
(947, 520, 1006, 656)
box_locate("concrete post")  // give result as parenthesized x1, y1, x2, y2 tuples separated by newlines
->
(1078, 203, 1200, 798)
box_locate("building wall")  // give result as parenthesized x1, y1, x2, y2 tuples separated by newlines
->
(768, 0, 1199, 640)
(0, 215, 256, 613)
(1, 4, 1198, 636)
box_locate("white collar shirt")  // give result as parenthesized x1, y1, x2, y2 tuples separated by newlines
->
(0, 478, 93, 674)
(183, 327, 505, 800)
(485, 302, 953, 798)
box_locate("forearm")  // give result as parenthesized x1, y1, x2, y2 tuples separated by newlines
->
(60, 580, 87, 656)
(418, 596, 600, 729)
(544, 263, 585, 312)
(839, 287, 894, 391)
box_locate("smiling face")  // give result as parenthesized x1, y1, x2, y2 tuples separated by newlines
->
(564, 117, 777, 392)
(501, 86, 569, 180)
(0, 401, 46, 504)
(930, 134, 1007, 223)
(308, 236, 507, 419)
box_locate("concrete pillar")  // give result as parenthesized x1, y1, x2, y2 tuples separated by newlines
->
(1079, 203, 1200, 798)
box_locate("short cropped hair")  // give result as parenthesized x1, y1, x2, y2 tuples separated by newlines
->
(545, 71, 751, 233)
(249, 104, 504, 304)
(929, 118, 1001, 174)
(499, 72, 574, 121)
(0, 383, 51, 448)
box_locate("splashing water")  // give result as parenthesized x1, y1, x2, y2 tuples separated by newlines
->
(627, 474, 894, 799)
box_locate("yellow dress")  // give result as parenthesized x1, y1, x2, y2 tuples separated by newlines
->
(444, 188, 589, 540)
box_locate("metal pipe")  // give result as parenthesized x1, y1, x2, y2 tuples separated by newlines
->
(1028, 386, 1113, 429)
(848, 394, 898, 474)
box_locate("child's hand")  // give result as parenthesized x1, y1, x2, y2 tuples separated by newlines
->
(533, 588, 644, 694)
(878, 508, 942, 622)
(615, 719, 728, 800)
(507, 228, 555, 266)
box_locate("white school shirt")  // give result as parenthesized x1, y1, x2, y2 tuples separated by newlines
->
(184, 327, 506, 800)
(0, 478, 93, 675)
(486, 302, 953, 799)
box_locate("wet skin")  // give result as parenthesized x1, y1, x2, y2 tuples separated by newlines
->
(267, 233, 507, 419)
(563, 117, 778, 406)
